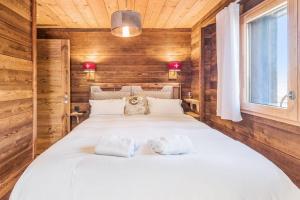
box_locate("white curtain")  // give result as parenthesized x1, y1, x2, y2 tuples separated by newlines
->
(216, 2, 242, 122)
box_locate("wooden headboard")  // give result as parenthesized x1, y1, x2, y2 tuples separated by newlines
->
(89, 83, 181, 99)
(71, 83, 181, 129)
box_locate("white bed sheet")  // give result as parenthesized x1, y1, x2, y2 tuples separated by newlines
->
(10, 114, 300, 200)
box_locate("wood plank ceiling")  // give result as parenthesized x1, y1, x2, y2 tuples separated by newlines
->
(37, 0, 223, 28)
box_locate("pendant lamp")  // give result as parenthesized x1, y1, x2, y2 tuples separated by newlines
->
(111, 1, 142, 37)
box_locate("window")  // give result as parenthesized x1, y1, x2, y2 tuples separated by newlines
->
(240, 0, 299, 124)
(248, 5, 288, 108)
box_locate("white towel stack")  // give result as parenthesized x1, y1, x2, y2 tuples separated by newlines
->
(95, 136, 136, 158)
(148, 135, 194, 155)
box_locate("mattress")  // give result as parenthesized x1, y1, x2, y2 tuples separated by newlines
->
(10, 114, 300, 200)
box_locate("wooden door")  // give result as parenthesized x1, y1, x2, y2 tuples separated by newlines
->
(37, 39, 70, 155)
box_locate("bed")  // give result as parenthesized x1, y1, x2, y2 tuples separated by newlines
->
(10, 84, 300, 200)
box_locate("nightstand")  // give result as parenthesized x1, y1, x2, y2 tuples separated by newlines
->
(184, 98, 200, 112)
(70, 112, 84, 124)
(71, 103, 90, 129)
(184, 99, 201, 120)
(70, 111, 84, 124)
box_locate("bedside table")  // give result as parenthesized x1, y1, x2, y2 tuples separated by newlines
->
(184, 98, 200, 112)
(183, 99, 201, 120)
(71, 103, 90, 130)
(70, 112, 84, 124)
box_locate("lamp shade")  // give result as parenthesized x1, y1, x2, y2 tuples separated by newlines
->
(111, 10, 142, 37)
(82, 62, 96, 72)
(168, 61, 182, 71)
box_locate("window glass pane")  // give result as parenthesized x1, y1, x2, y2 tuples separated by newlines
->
(247, 5, 288, 108)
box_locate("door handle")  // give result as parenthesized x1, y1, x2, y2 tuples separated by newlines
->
(64, 94, 68, 104)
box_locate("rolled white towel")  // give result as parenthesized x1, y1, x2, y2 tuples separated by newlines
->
(148, 135, 194, 155)
(95, 136, 136, 158)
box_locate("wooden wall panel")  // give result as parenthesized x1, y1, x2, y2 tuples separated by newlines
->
(191, 0, 232, 120)
(0, 0, 35, 199)
(240, 0, 265, 13)
(200, 20, 300, 188)
(191, 24, 201, 100)
(190, 0, 261, 118)
(37, 29, 192, 103)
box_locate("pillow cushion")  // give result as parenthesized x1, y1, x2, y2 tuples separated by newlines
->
(89, 99, 125, 116)
(124, 96, 149, 115)
(147, 97, 183, 115)
(91, 91, 131, 100)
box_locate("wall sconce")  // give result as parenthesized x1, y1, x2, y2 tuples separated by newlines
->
(82, 61, 96, 81)
(168, 61, 182, 80)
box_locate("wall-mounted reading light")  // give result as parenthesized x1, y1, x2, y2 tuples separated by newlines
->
(82, 61, 96, 81)
(167, 61, 182, 80)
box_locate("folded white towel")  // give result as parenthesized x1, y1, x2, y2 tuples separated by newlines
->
(95, 136, 136, 158)
(148, 135, 194, 155)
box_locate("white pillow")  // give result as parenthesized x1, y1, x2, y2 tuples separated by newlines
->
(89, 99, 125, 116)
(147, 97, 183, 115)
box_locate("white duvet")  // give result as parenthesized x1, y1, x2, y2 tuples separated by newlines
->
(10, 114, 300, 200)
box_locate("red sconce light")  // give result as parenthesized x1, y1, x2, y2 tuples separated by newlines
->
(82, 61, 96, 81)
(167, 61, 182, 80)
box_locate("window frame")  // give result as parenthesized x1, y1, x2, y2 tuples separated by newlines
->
(240, 0, 299, 125)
